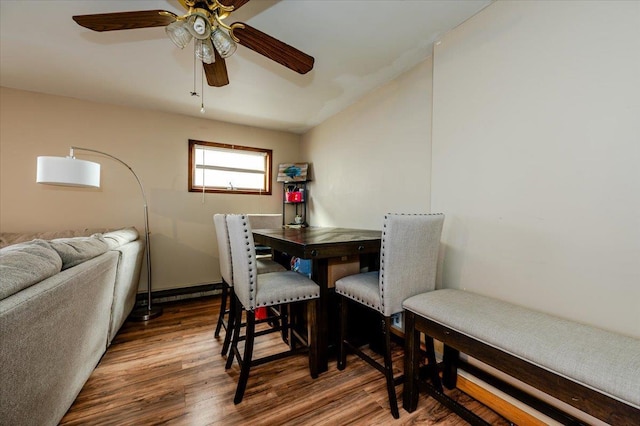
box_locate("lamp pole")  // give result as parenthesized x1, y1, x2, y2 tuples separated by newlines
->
(71, 147, 162, 321)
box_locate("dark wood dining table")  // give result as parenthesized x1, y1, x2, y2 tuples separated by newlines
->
(252, 226, 382, 373)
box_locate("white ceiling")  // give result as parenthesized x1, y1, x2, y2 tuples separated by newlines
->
(0, 0, 490, 134)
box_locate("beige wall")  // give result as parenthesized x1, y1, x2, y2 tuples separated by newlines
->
(3, 1, 638, 341)
(300, 57, 433, 230)
(298, 3, 638, 420)
(0, 87, 300, 291)
(431, 1, 640, 338)
(300, 1, 639, 338)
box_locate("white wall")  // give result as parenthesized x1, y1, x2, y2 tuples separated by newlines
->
(0, 87, 300, 292)
(301, 58, 433, 230)
(431, 1, 640, 338)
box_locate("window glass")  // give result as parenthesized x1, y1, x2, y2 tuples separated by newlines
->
(188, 140, 272, 194)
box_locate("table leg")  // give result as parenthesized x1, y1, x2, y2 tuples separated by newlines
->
(312, 258, 329, 373)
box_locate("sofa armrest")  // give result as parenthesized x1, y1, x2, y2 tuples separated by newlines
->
(0, 252, 119, 426)
(107, 239, 144, 344)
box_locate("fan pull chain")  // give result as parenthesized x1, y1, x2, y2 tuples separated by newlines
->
(191, 43, 199, 98)
(200, 64, 205, 114)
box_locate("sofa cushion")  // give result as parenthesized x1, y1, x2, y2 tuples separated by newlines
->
(0, 228, 113, 248)
(0, 239, 63, 300)
(49, 234, 110, 270)
(102, 227, 139, 249)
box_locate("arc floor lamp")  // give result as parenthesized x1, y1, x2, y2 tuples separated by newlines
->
(36, 147, 162, 321)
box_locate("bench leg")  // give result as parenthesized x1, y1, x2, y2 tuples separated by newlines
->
(405, 313, 492, 426)
(442, 344, 460, 390)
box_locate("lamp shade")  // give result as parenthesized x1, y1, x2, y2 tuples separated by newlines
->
(211, 28, 237, 58)
(36, 156, 101, 188)
(186, 13, 211, 40)
(195, 38, 216, 64)
(166, 20, 193, 49)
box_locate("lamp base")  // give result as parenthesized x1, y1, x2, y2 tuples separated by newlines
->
(130, 305, 163, 322)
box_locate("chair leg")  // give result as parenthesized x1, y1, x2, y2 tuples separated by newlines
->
(337, 296, 348, 370)
(403, 310, 420, 412)
(382, 315, 400, 419)
(281, 304, 290, 347)
(425, 335, 443, 393)
(307, 299, 318, 379)
(215, 281, 229, 338)
(234, 309, 256, 404)
(221, 287, 236, 356)
(226, 296, 243, 370)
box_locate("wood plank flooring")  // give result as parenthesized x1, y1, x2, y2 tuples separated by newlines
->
(61, 296, 510, 425)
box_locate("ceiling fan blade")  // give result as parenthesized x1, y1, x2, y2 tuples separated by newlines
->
(233, 23, 314, 74)
(219, 0, 251, 10)
(72, 10, 177, 32)
(204, 51, 230, 87)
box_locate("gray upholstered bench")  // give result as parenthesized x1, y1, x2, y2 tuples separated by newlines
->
(402, 289, 640, 425)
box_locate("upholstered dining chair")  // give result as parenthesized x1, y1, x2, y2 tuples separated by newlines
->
(213, 214, 285, 357)
(335, 213, 445, 418)
(225, 214, 320, 404)
(247, 213, 282, 257)
(246, 213, 282, 230)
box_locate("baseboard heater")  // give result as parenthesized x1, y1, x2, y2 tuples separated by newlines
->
(135, 282, 223, 306)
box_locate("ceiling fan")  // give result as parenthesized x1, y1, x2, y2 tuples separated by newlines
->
(72, 0, 314, 87)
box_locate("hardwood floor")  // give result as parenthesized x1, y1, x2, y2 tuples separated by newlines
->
(61, 296, 510, 425)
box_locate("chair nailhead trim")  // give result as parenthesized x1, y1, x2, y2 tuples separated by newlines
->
(256, 292, 319, 307)
(336, 289, 381, 312)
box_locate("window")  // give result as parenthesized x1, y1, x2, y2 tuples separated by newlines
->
(188, 140, 272, 195)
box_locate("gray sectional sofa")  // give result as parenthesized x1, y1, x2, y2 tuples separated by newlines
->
(0, 227, 144, 426)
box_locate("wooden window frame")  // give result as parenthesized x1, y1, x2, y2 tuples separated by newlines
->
(188, 139, 272, 195)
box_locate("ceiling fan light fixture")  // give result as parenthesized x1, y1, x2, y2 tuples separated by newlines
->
(211, 27, 237, 58)
(195, 38, 216, 64)
(186, 12, 212, 40)
(70, 1, 315, 89)
(166, 20, 192, 49)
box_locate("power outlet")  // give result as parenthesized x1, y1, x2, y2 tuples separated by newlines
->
(391, 312, 403, 329)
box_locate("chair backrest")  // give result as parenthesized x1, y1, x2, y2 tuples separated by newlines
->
(226, 214, 258, 310)
(247, 214, 282, 229)
(213, 214, 233, 286)
(379, 213, 445, 317)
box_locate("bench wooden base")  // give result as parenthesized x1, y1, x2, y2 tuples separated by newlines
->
(402, 310, 640, 425)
